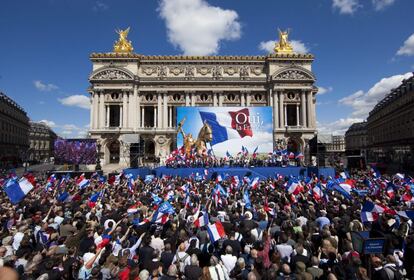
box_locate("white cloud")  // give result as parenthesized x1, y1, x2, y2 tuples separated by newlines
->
(318, 86, 333, 95)
(396, 33, 414, 56)
(339, 72, 413, 118)
(58, 95, 90, 110)
(317, 118, 363, 135)
(258, 40, 309, 54)
(93, 1, 108, 12)
(372, 0, 395, 10)
(61, 130, 72, 135)
(158, 0, 241, 55)
(34, 80, 58, 92)
(38, 119, 56, 128)
(332, 0, 360, 14)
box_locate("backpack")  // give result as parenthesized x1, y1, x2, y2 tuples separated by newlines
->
(175, 252, 189, 273)
(384, 266, 403, 280)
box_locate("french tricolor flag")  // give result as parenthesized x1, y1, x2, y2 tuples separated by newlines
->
(207, 221, 226, 242)
(194, 211, 209, 228)
(250, 177, 260, 190)
(127, 204, 139, 214)
(151, 209, 169, 224)
(199, 108, 253, 146)
(76, 174, 90, 189)
(313, 184, 323, 201)
(287, 179, 302, 195)
(4, 178, 34, 204)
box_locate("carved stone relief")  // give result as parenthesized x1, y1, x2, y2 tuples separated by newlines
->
(92, 69, 132, 80)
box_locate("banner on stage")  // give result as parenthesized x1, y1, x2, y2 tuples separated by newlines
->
(176, 107, 273, 157)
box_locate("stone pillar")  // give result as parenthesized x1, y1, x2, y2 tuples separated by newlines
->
(106, 105, 110, 127)
(134, 86, 140, 129)
(122, 92, 128, 128)
(89, 94, 93, 129)
(241, 93, 245, 106)
(296, 104, 300, 126)
(213, 92, 218, 106)
(157, 93, 162, 128)
(272, 90, 278, 129)
(99, 92, 105, 128)
(284, 104, 287, 127)
(120, 105, 123, 128)
(246, 93, 251, 106)
(169, 106, 173, 127)
(301, 90, 306, 127)
(279, 91, 284, 128)
(185, 91, 190, 106)
(141, 107, 145, 127)
(306, 91, 312, 128)
(311, 92, 316, 128)
(154, 106, 157, 128)
(163, 93, 168, 129)
(191, 92, 196, 106)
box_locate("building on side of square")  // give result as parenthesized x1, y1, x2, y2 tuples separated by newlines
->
(88, 29, 318, 167)
(366, 74, 414, 172)
(345, 122, 368, 168)
(0, 92, 30, 167)
(28, 121, 57, 163)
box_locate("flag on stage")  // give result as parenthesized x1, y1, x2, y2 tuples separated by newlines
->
(207, 221, 226, 242)
(4, 178, 34, 204)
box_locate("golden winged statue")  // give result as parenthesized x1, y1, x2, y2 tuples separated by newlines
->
(274, 28, 293, 54)
(113, 27, 134, 53)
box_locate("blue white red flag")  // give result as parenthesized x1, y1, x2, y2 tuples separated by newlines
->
(207, 221, 226, 242)
(4, 178, 34, 204)
(76, 174, 90, 189)
(199, 108, 253, 146)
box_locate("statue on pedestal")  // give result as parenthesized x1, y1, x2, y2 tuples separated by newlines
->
(177, 118, 213, 156)
(113, 27, 134, 53)
(274, 28, 294, 54)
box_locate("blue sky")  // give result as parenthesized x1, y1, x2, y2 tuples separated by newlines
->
(0, 0, 413, 137)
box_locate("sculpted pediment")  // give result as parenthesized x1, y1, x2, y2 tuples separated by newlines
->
(272, 66, 315, 82)
(90, 67, 134, 81)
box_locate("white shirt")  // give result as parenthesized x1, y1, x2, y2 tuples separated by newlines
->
(221, 254, 237, 273)
(276, 243, 293, 262)
(150, 237, 165, 254)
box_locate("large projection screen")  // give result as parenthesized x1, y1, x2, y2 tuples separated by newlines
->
(54, 139, 97, 165)
(177, 107, 273, 157)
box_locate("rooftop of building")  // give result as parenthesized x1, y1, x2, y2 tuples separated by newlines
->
(369, 74, 414, 116)
(29, 121, 57, 136)
(345, 122, 367, 135)
(0, 92, 27, 115)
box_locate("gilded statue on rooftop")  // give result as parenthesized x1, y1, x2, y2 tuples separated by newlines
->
(113, 27, 134, 53)
(274, 28, 293, 53)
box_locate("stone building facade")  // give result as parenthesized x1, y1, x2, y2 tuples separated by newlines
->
(345, 122, 368, 168)
(88, 38, 318, 167)
(0, 92, 30, 167)
(28, 121, 57, 163)
(366, 74, 414, 172)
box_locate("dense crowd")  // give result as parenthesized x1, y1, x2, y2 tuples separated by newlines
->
(165, 147, 304, 168)
(0, 168, 413, 280)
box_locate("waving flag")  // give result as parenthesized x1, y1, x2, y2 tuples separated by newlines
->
(76, 174, 90, 189)
(4, 178, 34, 204)
(57, 191, 70, 202)
(88, 191, 101, 208)
(397, 210, 414, 221)
(286, 179, 302, 195)
(226, 151, 232, 158)
(199, 108, 253, 146)
(126, 174, 135, 193)
(243, 189, 252, 209)
(45, 174, 57, 191)
(252, 146, 258, 158)
(313, 184, 323, 201)
(151, 209, 170, 224)
(250, 177, 260, 190)
(158, 201, 175, 215)
(386, 186, 395, 199)
(127, 204, 140, 214)
(114, 172, 123, 185)
(207, 221, 226, 242)
(194, 211, 209, 228)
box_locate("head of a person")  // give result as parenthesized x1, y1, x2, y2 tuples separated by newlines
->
(311, 256, 319, 267)
(371, 256, 382, 268)
(167, 264, 178, 276)
(210, 256, 219, 266)
(237, 257, 245, 269)
(190, 254, 198, 266)
(281, 264, 291, 275)
(225, 245, 233, 255)
(138, 269, 149, 280)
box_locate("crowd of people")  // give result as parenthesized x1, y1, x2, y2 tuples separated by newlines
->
(165, 147, 304, 168)
(0, 167, 413, 280)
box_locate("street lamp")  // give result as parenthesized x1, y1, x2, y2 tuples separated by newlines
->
(95, 140, 102, 171)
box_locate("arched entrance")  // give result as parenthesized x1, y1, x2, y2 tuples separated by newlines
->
(108, 140, 120, 164)
(144, 139, 155, 163)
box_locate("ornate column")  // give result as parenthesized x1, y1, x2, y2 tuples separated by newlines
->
(119, 105, 123, 128)
(134, 86, 140, 129)
(241, 92, 245, 106)
(154, 106, 157, 128)
(89, 94, 93, 129)
(272, 89, 278, 129)
(168, 106, 173, 128)
(284, 104, 287, 127)
(157, 93, 162, 128)
(306, 91, 312, 128)
(191, 92, 196, 106)
(163, 92, 168, 129)
(296, 104, 300, 126)
(246, 92, 251, 106)
(141, 107, 145, 128)
(99, 92, 105, 128)
(106, 105, 110, 127)
(301, 90, 306, 127)
(279, 91, 284, 128)
(185, 91, 190, 106)
(311, 92, 316, 128)
(213, 92, 218, 106)
(122, 92, 128, 128)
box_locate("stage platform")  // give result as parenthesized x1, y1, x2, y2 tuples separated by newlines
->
(123, 166, 335, 179)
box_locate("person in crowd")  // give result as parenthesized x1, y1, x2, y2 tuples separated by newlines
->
(0, 166, 413, 280)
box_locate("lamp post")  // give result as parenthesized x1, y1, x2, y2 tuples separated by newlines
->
(95, 140, 102, 171)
